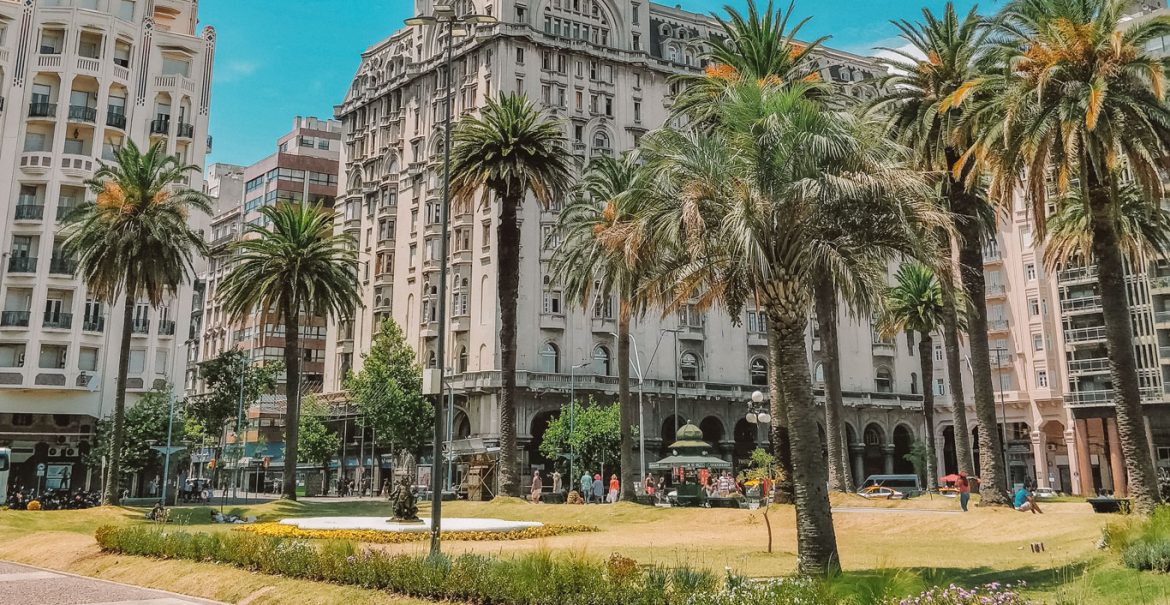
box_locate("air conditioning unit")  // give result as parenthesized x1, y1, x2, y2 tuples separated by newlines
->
(1047, 443, 1058, 451)
(65, 447, 77, 457)
(48, 447, 60, 457)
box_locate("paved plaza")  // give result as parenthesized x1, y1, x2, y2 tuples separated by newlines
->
(0, 561, 219, 605)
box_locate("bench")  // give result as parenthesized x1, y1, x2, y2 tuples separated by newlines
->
(706, 497, 742, 509)
(1087, 497, 1131, 514)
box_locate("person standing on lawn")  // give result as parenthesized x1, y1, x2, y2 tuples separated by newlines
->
(530, 470, 543, 504)
(580, 471, 592, 503)
(592, 473, 604, 503)
(608, 474, 619, 503)
(957, 471, 973, 512)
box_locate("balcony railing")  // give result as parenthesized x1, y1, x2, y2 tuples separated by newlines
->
(82, 317, 105, 332)
(131, 319, 150, 334)
(1065, 387, 1162, 407)
(106, 110, 126, 129)
(176, 122, 194, 138)
(7, 256, 37, 273)
(14, 204, 44, 220)
(48, 257, 77, 275)
(150, 118, 170, 135)
(158, 319, 176, 336)
(1058, 266, 1097, 283)
(1065, 325, 1107, 343)
(987, 318, 1009, 331)
(1061, 296, 1102, 313)
(42, 313, 72, 329)
(67, 105, 96, 122)
(0, 311, 30, 327)
(985, 284, 1007, 297)
(56, 204, 76, 221)
(28, 102, 56, 117)
(1068, 357, 1111, 373)
(1151, 275, 1170, 290)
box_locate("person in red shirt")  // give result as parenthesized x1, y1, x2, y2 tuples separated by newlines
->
(607, 475, 620, 503)
(957, 471, 975, 512)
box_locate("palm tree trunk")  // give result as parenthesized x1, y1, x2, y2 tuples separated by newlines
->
(103, 276, 137, 506)
(919, 333, 938, 490)
(617, 304, 635, 500)
(949, 162, 1009, 505)
(281, 297, 301, 501)
(766, 318, 793, 504)
(814, 277, 851, 492)
(768, 296, 839, 576)
(1086, 170, 1160, 514)
(497, 196, 521, 497)
(941, 279, 974, 475)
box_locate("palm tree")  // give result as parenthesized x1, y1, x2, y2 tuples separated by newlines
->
(965, 0, 1170, 513)
(217, 202, 359, 501)
(638, 80, 942, 575)
(1043, 185, 1170, 270)
(881, 263, 951, 490)
(868, 3, 999, 500)
(550, 154, 651, 501)
(450, 93, 573, 497)
(61, 140, 210, 505)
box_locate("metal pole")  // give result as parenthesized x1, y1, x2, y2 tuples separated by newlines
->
(673, 330, 679, 431)
(446, 374, 455, 491)
(570, 364, 576, 484)
(430, 18, 456, 557)
(996, 348, 1010, 487)
(234, 358, 246, 501)
(161, 391, 176, 505)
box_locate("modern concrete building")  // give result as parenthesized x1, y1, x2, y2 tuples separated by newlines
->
(0, 0, 215, 491)
(195, 117, 342, 400)
(326, 0, 931, 494)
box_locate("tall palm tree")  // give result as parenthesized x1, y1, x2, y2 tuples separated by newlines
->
(1043, 185, 1170, 270)
(881, 263, 950, 490)
(868, 3, 1000, 500)
(966, 0, 1170, 513)
(450, 93, 573, 497)
(217, 202, 359, 501)
(61, 140, 210, 505)
(551, 153, 651, 501)
(638, 80, 942, 575)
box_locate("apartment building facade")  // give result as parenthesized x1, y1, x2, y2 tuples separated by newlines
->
(0, 0, 214, 491)
(325, 0, 937, 491)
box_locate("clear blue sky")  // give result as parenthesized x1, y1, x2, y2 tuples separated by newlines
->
(199, 0, 990, 167)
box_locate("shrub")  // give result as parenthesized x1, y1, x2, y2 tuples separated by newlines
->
(890, 582, 1032, 604)
(1122, 540, 1170, 572)
(1107, 506, 1170, 572)
(26, 500, 41, 510)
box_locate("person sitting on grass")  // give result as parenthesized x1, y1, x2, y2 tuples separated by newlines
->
(1014, 481, 1043, 514)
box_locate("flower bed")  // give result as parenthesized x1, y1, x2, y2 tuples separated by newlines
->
(892, 582, 1031, 605)
(235, 521, 598, 544)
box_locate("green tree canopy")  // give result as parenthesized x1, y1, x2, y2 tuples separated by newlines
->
(297, 394, 340, 471)
(538, 398, 629, 477)
(85, 387, 176, 475)
(184, 348, 281, 444)
(346, 317, 433, 454)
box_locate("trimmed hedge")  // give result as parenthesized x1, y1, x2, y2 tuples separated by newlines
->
(95, 525, 829, 605)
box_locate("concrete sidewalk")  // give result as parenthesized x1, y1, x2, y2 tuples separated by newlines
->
(0, 561, 222, 605)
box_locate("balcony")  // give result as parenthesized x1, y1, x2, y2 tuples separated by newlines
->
(158, 319, 176, 336)
(987, 318, 1009, 332)
(1058, 266, 1097, 284)
(150, 118, 170, 135)
(42, 313, 72, 329)
(82, 317, 105, 332)
(76, 56, 100, 73)
(1068, 357, 1110, 374)
(176, 122, 194, 139)
(872, 342, 896, 357)
(67, 105, 97, 123)
(48, 257, 77, 275)
(132, 319, 150, 334)
(1151, 275, 1170, 292)
(1065, 389, 1113, 407)
(154, 74, 196, 94)
(106, 110, 127, 129)
(14, 204, 45, 221)
(56, 203, 76, 221)
(0, 311, 30, 327)
(7, 256, 37, 273)
(1061, 295, 1102, 314)
(1064, 325, 1107, 344)
(1157, 310, 1170, 326)
(985, 284, 1007, 298)
(28, 102, 57, 118)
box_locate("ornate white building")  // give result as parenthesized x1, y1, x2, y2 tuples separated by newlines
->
(0, 0, 215, 490)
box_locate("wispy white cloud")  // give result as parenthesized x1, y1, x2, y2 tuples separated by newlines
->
(216, 59, 259, 84)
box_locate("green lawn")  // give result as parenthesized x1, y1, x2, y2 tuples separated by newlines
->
(1, 495, 1165, 604)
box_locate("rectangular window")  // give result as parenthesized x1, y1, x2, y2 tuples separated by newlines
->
(128, 349, 146, 374)
(998, 372, 1013, 391)
(935, 378, 946, 396)
(1025, 263, 1037, 281)
(1032, 333, 1044, 351)
(1036, 369, 1049, 388)
(633, 101, 641, 122)
(1029, 298, 1040, 317)
(543, 290, 562, 315)
(515, 48, 525, 64)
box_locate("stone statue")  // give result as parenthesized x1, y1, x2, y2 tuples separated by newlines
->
(389, 474, 420, 522)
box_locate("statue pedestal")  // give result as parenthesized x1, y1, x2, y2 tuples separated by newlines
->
(387, 517, 425, 525)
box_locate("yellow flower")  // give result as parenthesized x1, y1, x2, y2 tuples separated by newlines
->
(235, 523, 598, 544)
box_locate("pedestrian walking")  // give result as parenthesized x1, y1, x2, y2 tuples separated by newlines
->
(957, 471, 971, 512)
(607, 474, 619, 503)
(530, 470, 543, 504)
(592, 473, 603, 503)
(580, 471, 592, 503)
(551, 470, 562, 496)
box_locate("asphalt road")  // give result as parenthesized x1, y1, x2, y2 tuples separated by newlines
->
(0, 561, 221, 605)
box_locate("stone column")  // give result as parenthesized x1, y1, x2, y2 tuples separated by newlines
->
(1073, 419, 1094, 496)
(850, 443, 865, 487)
(1106, 417, 1128, 497)
(1031, 429, 1049, 488)
(882, 444, 895, 475)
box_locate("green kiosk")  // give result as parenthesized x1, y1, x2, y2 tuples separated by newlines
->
(650, 422, 731, 507)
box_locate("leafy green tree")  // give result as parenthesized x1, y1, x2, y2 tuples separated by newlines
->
(298, 394, 341, 494)
(85, 387, 177, 490)
(881, 263, 948, 489)
(737, 448, 784, 553)
(971, 0, 1170, 513)
(551, 153, 652, 501)
(217, 202, 359, 500)
(868, 2, 997, 499)
(450, 93, 573, 496)
(61, 140, 210, 505)
(346, 317, 433, 455)
(184, 348, 281, 445)
(538, 398, 625, 481)
(903, 441, 932, 489)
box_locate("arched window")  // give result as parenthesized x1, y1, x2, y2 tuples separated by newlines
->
(910, 372, 918, 394)
(680, 352, 699, 381)
(813, 363, 824, 383)
(750, 358, 768, 386)
(592, 345, 611, 376)
(592, 130, 610, 150)
(457, 346, 468, 373)
(541, 342, 560, 374)
(875, 366, 893, 393)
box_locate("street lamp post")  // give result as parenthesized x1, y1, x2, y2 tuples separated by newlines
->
(405, 4, 497, 557)
(991, 347, 1011, 487)
(568, 360, 590, 485)
(610, 331, 648, 485)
